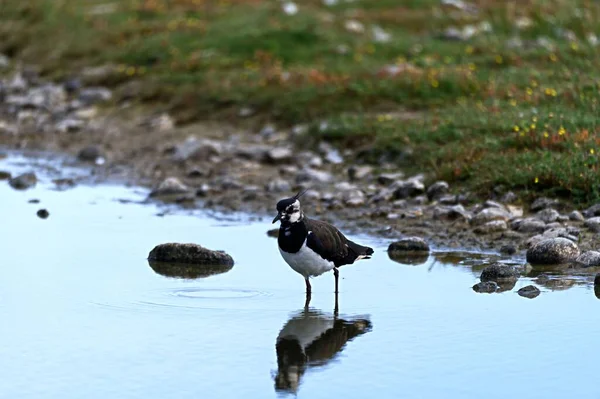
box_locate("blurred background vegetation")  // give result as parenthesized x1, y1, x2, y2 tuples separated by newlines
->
(2, 0, 600, 203)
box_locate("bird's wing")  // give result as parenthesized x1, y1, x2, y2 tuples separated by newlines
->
(305, 218, 349, 264)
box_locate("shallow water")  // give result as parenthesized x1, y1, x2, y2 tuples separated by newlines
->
(1, 153, 599, 399)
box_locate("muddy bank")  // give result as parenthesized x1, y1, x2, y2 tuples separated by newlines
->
(2, 64, 600, 256)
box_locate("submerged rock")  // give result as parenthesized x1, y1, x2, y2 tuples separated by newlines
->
(575, 251, 600, 268)
(148, 243, 234, 266)
(267, 228, 279, 238)
(517, 285, 540, 299)
(480, 263, 519, 284)
(388, 237, 430, 253)
(149, 177, 190, 198)
(9, 172, 37, 190)
(36, 209, 49, 219)
(0, 170, 11, 180)
(472, 281, 499, 293)
(526, 238, 580, 265)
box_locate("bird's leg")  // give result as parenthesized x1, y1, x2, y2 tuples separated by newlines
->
(334, 290, 339, 318)
(333, 267, 339, 294)
(304, 278, 312, 310)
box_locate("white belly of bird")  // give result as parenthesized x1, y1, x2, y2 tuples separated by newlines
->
(279, 240, 335, 278)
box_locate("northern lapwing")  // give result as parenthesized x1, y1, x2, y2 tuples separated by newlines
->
(274, 306, 372, 393)
(272, 191, 374, 296)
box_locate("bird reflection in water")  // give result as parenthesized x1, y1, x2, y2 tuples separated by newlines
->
(274, 294, 372, 394)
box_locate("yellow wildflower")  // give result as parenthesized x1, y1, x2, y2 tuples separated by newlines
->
(513, 125, 520, 132)
(465, 46, 474, 54)
(535, 177, 539, 183)
(495, 55, 503, 64)
(558, 126, 566, 135)
(543, 132, 549, 138)
(591, 149, 596, 155)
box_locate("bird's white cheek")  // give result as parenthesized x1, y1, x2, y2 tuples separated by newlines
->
(288, 212, 301, 223)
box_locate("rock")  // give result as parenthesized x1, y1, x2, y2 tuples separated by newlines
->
(0, 170, 11, 180)
(266, 179, 292, 193)
(195, 184, 211, 197)
(28, 199, 40, 203)
(81, 64, 118, 85)
(79, 87, 112, 104)
(0, 54, 9, 69)
(36, 209, 49, 219)
(472, 207, 511, 226)
(238, 106, 255, 117)
(531, 197, 559, 212)
(343, 189, 366, 207)
(148, 260, 233, 279)
(595, 273, 600, 286)
(526, 238, 580, 264)
(63, 77, 82, 94)
(348, 165, 373, 181)
(433, 204, 471, 222)
(472, 281, 499, 293)
(265, 147, 293, 164)
(514, 218, 546, 233)
(149, 177, 190, 197)
(9, 172, 37, 190)
(174, 138, 224, 161)
(517, 285, 540, 299)
(77, 145, 102, 162)
(474, 220, 507, 234)
(296, 168, 333, 183)
(388, 237, 430, 253)
(500, 244, 517, 255)
(480, 263, 520, 284)
(575, 251, 600, 267)
(146, 113, 174, 131)
(148, 243, 234, 266)
(569, 210, 585, 221)
(583, 203, 600, 218)
(500, 191, 517, 204)
(377, 172, 404, 185)
(267, 228, 279, 238)
(584, 217, 600, 233)
(56, 118, 85, 133)
(318, 142, 343, 164)
(536, 208, 560, 223)
(392, 178, 425, 199)
(426, 181, 449, 201)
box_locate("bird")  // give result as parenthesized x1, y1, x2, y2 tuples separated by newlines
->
(272, 190, 374, 296)
(274, 305, 372, 393)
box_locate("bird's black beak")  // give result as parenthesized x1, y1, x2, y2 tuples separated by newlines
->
(272, 212, 282, 224)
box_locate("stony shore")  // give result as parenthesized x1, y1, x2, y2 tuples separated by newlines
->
(2, 61, 600, 262)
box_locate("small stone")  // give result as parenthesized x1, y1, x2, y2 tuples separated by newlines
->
(583, 204, 600, 218)
(474, 220, 507, 234)
(472, 281, 499, 293)
(148, 243, 234, 266)
(296, 168, 333, 183)
(517, 285, 540, 299)
(0, 54, 10, 69)
(348, 165, 373, 181)
(9, 172, 37, 190)
(149, 177, 190, 197)
(584, 217, 600, 233)
(569, 210, 585, 221)
(526, 238, 580, 265)
(266, 179, 292, 193)
(377, 172, 404, 185)
(36, 209, 49, 219)
(433, 204, 471, 222)
(388, 237, 430, 253)
(514, 218, 546, 233)
(0, 170, 11, 180)
(77, 146, 102, 162)
(575, 251, 600, 267)
(500, 191, 517, 204)
(148, 113, 174, 131)
(536, 208, 560, 223)
(267, 228, 279, 238)
(28, 199, 40, 203)
(471, 207, 511, 226)
(500, 244, 517, 256)
(265, 147, 293, 164)
(480, 263, 520, 284)
(318, 142, 343, 164)
(195, 184, 211, 197)
(343, 189, 366, 207)
(238, 106, 255, 118)
(426, 181, 449, 201)
(79, 87, 112, 104)
(392, 178, 425, 199)
(531, 197, 559, 212)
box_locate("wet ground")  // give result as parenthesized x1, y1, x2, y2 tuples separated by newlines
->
(1, 153, 599, 399)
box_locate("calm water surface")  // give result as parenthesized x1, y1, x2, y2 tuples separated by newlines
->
(1, 154, 599, 399)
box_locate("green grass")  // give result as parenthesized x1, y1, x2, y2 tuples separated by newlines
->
(2, 0, 600, 203)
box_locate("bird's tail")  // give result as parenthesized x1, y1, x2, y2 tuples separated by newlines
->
(347, 240, 374, 260)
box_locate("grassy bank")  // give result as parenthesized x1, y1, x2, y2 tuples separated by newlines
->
(2, 0, 600, 203)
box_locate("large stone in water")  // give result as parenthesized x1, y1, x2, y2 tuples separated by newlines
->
(148, 243, 234, 266)
(526, 238, 580, 265)
(9, 172, 37, 190)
